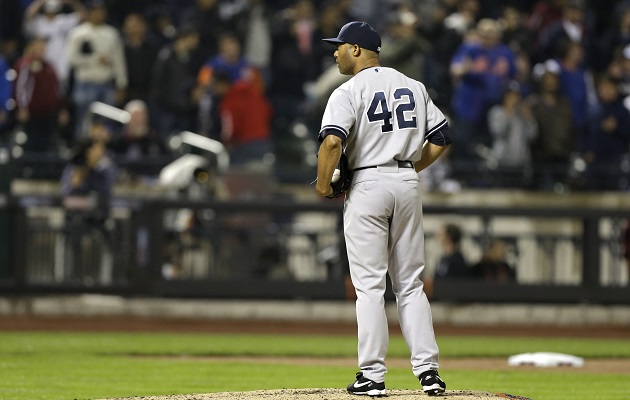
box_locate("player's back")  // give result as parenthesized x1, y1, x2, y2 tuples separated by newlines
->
(340, 67, 437, 169)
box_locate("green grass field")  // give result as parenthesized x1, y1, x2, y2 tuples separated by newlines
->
(1, 331, 629, 400)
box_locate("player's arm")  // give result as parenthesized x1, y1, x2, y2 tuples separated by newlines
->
(415, 142, 449, 172)
(414, 122, 452, 172)
(315, 134, 343, 197)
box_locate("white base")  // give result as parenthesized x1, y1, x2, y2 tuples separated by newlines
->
(508, 352, 584, 367)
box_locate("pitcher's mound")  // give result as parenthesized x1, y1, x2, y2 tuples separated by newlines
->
(106, 388, 531, 399)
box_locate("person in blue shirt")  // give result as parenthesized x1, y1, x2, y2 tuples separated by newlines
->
(450, 18, 517, 164)
(0, 54, 12, 134)
(197, 33, 253, 90)
(553, 40, 596, 154)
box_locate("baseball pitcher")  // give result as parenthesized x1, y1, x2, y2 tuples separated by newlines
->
(316, 21, 452, 397)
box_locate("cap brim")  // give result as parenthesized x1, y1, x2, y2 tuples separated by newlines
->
(322, 38, 345, 45)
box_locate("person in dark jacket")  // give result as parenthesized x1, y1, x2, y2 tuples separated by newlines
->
(583, 74, 630, 190)
(434, 223, 470, 279)
(470, 239, 517, 283)
(61, 134, 116, 219)
(150, 26, 201, 138)
(111, 100, 167, 159)
(527, 68, 575, 189)
(60, 132, 118, 283)
(110, 99, 169, 181)
(122, 13, 159, 103)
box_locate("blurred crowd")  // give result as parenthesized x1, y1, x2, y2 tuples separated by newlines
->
(0, 0, 629, 191)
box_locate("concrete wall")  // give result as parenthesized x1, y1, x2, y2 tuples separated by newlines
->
(2, 295, 630, 326)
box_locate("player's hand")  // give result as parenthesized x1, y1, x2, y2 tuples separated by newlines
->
(315, 182, 334, 198)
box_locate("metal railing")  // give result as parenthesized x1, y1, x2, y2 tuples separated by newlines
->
(1, 193, 629, 304)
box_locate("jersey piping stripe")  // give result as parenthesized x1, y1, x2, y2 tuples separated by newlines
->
(320, 125, 349, 139)
(427, 129, 450, 146)
(425, 119, 448, 139)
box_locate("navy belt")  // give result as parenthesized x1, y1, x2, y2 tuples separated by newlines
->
(354, 160, 414, 172)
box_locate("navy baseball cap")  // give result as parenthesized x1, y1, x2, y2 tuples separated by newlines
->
(322, 21, 381, 53)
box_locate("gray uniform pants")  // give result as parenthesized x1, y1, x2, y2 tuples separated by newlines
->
(344, 163, 439, 383)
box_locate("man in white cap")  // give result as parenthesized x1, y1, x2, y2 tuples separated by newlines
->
(24, 0, 86, 89)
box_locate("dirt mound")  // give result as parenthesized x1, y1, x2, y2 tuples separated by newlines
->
(103, 388, 531, 400)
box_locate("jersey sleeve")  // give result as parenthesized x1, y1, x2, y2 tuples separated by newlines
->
(318, 87, 355, 142)
(422, 83, 448, 141)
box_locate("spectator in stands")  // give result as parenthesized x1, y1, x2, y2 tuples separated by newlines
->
(268, 0, 316, 137)
(379, 5, 432, 83)
(537, 0, 591, 64)
(487, 82, 538, 186)
(3, 0, 629, 194)
(85, 117, 113, 145)
(583, 74, 630, 190)
(526, 0, 566, 55)
(443, 0, 479, 37)
(287, 0, 317, 62)
(596, 6, 630, 71)
(61, 134, 116, 212)
(197, 33, 262, 136)
(24, 0, 85, 88)
(553, 40, 596, 153)
(449, 18, 517, 163)
(66, 0, 127, 139)
(513, 49, 536, 98)
(97, 0, 163, 28)
(416, 0, 459, 35)
(0, 45, 17, 79)
(12, 37, 69, 152)
(179, 0, 227, 61)
(111, 99, 167, 162)
(146, 6, 178, 49)
(500, 6, 535, 57)
(60, 132, 117, 284)
(212, 71, 273, 166)
(122, 13, 159, 103)
(310, 2, 345, 82)
(0, 54, 11, 138)
(421, 0, 466, 109)
(231, 0, 274, 88)
(434, 223, 470, 279)
(0, 0, 24, 66)
(527, 67, 575, 190)
(150, 26, 200, 138)
(608, 44, 630, 102)
(197, 33, 256, 88)
(470, 239, 516, 282)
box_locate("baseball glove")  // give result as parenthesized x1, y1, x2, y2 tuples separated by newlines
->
(327, 152, 352, 198)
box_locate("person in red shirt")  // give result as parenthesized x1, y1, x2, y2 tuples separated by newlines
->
(13, 37, 69, 152)
(212, 71, 273, 166)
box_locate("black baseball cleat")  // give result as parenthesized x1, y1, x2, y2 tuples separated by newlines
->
(419, 369, 446, 396)
(347, 372, 386, 396)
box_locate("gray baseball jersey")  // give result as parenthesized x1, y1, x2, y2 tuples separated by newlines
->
(319, 66, 447, 169)
(320, 66, 443, 383)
